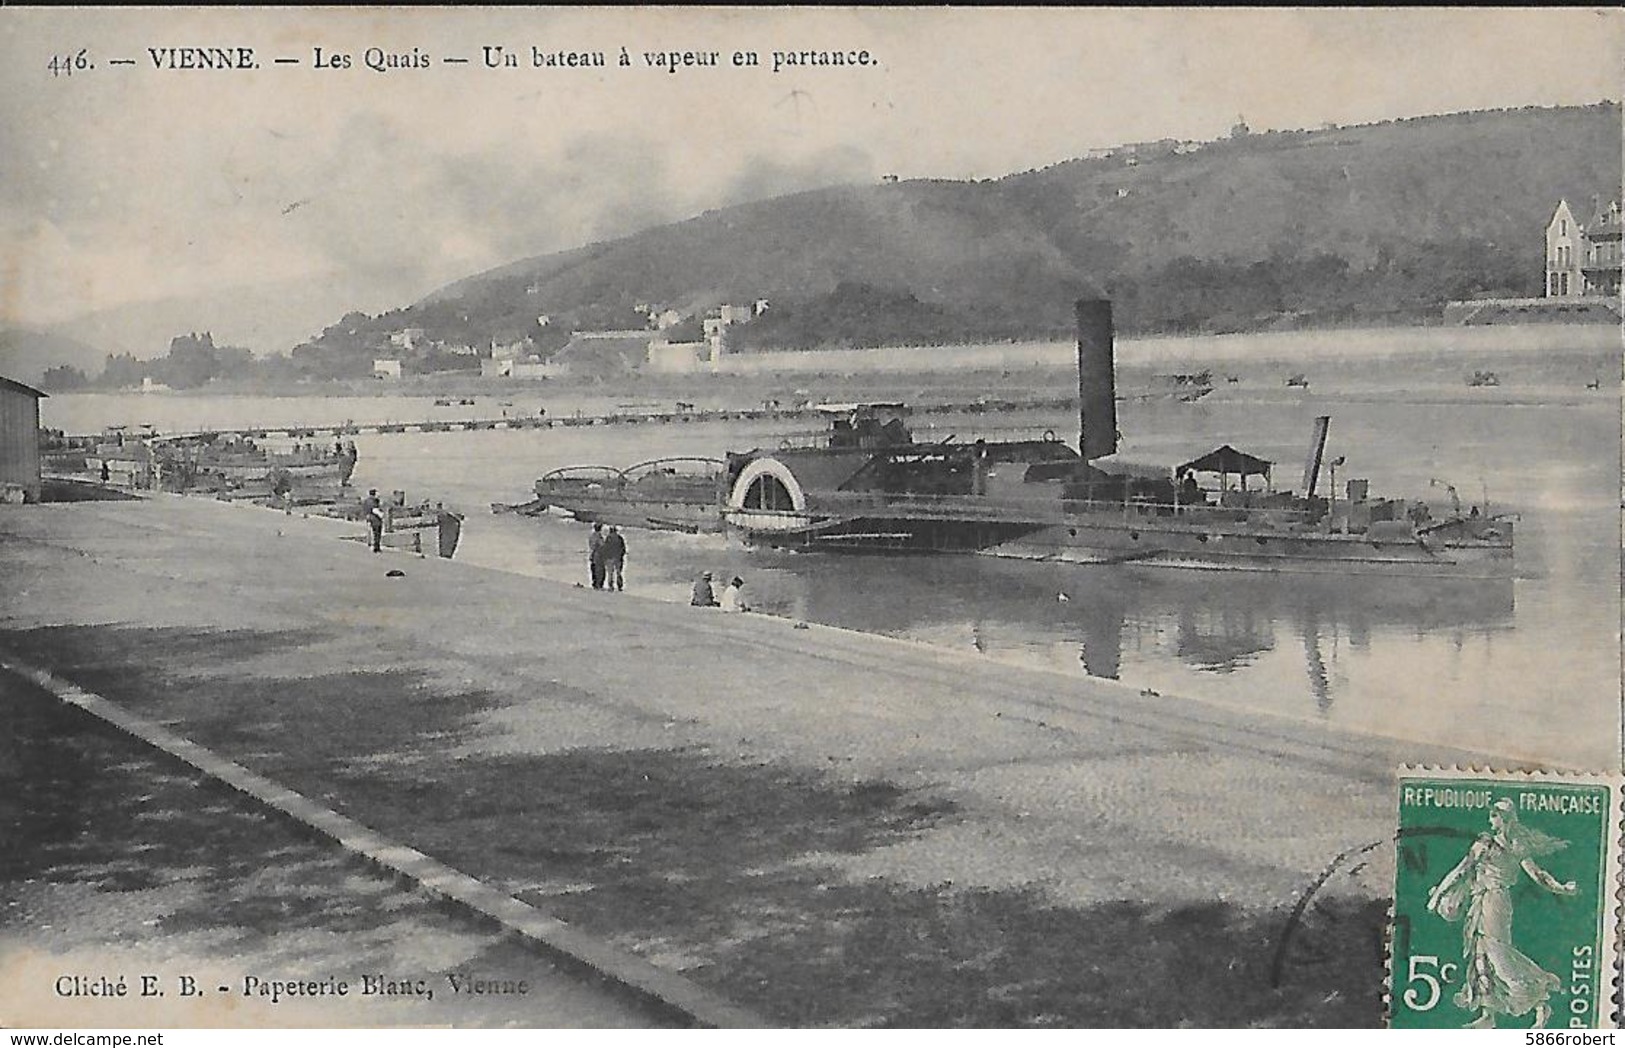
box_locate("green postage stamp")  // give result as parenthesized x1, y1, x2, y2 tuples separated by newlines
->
(1390, 769, 1622, 1029)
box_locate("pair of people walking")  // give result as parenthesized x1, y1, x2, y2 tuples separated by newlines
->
(587, 522, 627, 590)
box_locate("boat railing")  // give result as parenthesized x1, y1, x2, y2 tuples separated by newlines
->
(622, 457, 727, 482)
(789, 488, 1331, 529)
(539, 458, 726, 498)
(538, 465, 629, 490)
(622, 457, 729, 499)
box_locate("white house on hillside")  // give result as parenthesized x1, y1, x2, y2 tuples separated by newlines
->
(1546, 200, 1583, 298)
(490, 334, 533, 361)
(389, 327, 425, 351)
(1546, 197, 1624, 299)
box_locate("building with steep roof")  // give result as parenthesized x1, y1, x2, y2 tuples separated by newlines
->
(1581, 198, 1622, 298)
(1546, 197, 1622, 298)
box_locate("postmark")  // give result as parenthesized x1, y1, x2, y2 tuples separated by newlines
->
(1390, 769, 1622, 1029)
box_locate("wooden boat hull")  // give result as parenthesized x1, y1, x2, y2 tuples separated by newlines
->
(724, 501, 1515, 578)
(206, 459, 347, 483)
(986, 518, 1513, 578)
(534, 493, 726, 534)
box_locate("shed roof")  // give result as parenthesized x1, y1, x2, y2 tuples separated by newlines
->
(0, 375, 48, 399)
(1092, 443, 1273, 480)
(1179, 444, 1273, 477)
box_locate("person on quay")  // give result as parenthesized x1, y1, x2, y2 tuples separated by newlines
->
(360, 488, 384, 553)
(602, 526, 627, 592)
(690, 571, 718, 607)
(435, 502, 464, 559)
(270, 468, 295, 515)
(720, 576, 749, 612)
(339, 440, 359, 487)
(587, 522, 607, 589)
(1178, 468, 1202, 510)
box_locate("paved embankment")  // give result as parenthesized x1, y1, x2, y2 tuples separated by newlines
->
(0, 672, 669, 1029)
(0, 495, 1528, 1026)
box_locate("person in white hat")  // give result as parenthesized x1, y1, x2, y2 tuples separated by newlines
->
(690, 571, 718, 607)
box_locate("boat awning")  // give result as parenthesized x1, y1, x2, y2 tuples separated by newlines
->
(1178, 445, 1273, 477)
(1091, 444, 1274, 480)
(1086, 452, 1179, 481)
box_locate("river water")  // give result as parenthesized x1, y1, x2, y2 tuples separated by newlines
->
(39, 364, 1622, 769)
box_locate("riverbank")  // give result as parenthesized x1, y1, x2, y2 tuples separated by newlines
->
(0, 493, 1532, 1026)
(38, 320, 1618, 404)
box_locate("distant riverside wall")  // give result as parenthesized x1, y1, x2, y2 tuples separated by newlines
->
(711, 323, 1621, 374)
(1441, 297, 1621, 325)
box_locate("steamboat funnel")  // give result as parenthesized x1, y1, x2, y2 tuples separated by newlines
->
(1077, 299, 1118, 461)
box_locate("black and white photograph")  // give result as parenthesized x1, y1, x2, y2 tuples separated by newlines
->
(1, 6, 1621, 1031)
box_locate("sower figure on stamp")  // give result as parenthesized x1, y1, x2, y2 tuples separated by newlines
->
(1426, 798, 1577, 1029)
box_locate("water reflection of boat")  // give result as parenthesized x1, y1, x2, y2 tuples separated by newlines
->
(743, 551, 1515, 704)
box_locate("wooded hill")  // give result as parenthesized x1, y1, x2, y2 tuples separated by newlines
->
(409, 103, 1619, 351)
(17, 105, 1615, 388)
(0, 328, 109, 389)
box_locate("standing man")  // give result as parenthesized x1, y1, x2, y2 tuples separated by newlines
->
(603, 526, 627, 592)
(587, 522, 606, 589)
(361, 488, 384, 553)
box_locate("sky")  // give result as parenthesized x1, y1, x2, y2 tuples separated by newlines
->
(1, 6, 1621, 355)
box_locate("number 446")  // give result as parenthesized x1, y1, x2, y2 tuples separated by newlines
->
(48, 49, 91, 76)
(1404, 955, 1459, 1012)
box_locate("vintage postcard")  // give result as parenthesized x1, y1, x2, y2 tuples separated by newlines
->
(1, 6, 1621, 1032)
